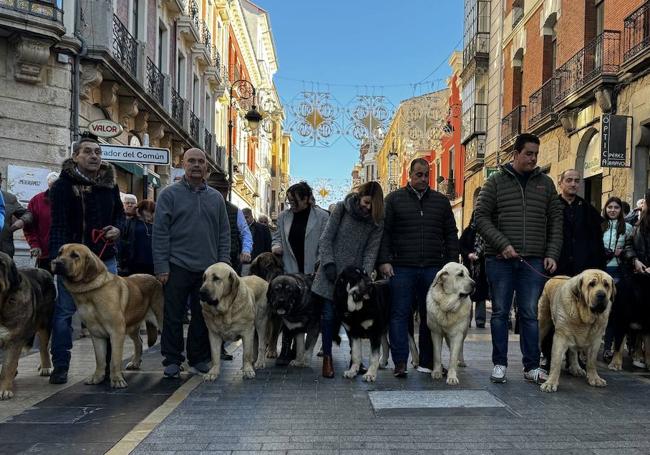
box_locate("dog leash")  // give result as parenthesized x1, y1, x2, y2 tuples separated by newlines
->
(517, 257, 563, 280)
(91, 229, 114, 259)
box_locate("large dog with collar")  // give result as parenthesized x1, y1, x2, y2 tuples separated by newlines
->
(267, 273, 320, 367)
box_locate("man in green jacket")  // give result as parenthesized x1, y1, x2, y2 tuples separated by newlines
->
(475, 133, 563, 385)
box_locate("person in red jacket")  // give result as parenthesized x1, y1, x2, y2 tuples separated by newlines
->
(23, 172, 59, 270)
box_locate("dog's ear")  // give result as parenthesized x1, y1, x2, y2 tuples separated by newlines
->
(570, 275, 583, 299)
(266, 279, 276, 302)
(229, 269, 240, 296)
(83, 249, 105, 281)
(8, 260, 21, 291)
(608, 276, 616, 303)
(432, 270, 448, 292)
(249, 260, 260, 278)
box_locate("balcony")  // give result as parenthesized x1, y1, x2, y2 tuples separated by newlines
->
(553, 30, 621, 106)
(206, 46, 223, 90)
(112, 14, 138, 78)
(0, 0, 63, 25)
(178, 0, 200, 43)
(527, 78, 555, 129)
(465, 135, 486, 173)
(234, 162, 259, 197)
(500, 105, 527, 147)
(623, 1, 650, 69)
(171, 87, 185, 127)
(438, 178, 456, 200)
(145, 57, 164, 105)
(461, 103, 487, 143)
(204, 129, 213, 156)
(462, 32, 489, 70)
(189, 110, 200, 143)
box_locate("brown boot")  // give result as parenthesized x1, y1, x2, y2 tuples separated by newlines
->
(322, 355, 335, 378)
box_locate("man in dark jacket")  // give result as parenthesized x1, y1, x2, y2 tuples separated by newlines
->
(475, 133, 563, 385)
(48, 134, 125, 384)
(242, 207, 272, 261)
(378, 158, 459, 377)
(0, 172, 33, 258)
(556, 169, 606, 276)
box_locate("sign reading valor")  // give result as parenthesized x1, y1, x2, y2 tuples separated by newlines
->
(101, 144, 170, 166)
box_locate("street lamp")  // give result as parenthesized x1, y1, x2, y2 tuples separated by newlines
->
(228, 79, 262, 201)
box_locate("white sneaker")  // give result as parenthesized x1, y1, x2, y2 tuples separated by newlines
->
(523, 367, 548, 384)
(416, 366, 433, 373)
(490, 365, 507, 383)
(632, 359, 647, 369)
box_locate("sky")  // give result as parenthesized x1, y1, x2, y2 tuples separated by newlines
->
(253, 1, 464, 203)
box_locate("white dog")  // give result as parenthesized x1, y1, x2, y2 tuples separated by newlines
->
(426, 262, 475, 385)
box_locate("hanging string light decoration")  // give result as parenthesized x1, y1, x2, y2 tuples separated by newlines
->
(287, 91, 342, 147)
(345, 95, 393, 149)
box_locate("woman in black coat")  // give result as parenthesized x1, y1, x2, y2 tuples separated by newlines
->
(459, 212, 488, 328)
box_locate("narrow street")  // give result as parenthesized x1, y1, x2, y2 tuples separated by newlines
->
(3, 327, 650, 455)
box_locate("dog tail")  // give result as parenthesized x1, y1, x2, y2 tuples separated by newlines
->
(145, 321, 158, 348)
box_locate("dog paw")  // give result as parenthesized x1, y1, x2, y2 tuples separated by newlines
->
(568, 366, 586, 377)
(431, 369, 443, 380)
(0, 389, 14, 400)
(587, 375, 607, 387)
(343, 368, 358, 379)
(457, 361, 467, 368)
(266, 349, 278, 359)
(608, 361, 622, 371)
(540, 381, 558, 393)
(242, 368, 256, 379)
(203, 369, 220, 382)
(85, 374, 105, 385)
(110, 375, 128, 389)
(362, 372, 376, 382)
(38, 366, 53, 376)
(254, 359, 266, 370)
(289, 360, 307, 368)
(446, 374, 459, 386)
(125, 361, 141, 371)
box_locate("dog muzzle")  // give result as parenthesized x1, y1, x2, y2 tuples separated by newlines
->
(51, 261, 66, 276)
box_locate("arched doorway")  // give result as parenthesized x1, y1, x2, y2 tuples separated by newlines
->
(576, 127, 602, 211)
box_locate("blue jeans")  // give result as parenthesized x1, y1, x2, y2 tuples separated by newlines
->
(321, 298, 335, 357)
(485, 256, 546, 370)
(389, 266, 439, 367)
(51, 257, 117, 370)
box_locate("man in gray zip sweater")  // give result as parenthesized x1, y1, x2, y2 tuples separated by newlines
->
(153, 148, 231, 378)
(475, 133, 563, 386)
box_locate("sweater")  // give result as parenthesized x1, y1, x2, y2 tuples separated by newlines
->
(49, 159, 124, 261)
(23, 190, 52, 260)
(312, 194, 384, 300)
(474, 164, 563, 261)
(377, 185, 459, 267)
(152, 177, 231, 274)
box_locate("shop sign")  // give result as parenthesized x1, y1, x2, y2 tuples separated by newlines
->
(87, 119, 123, 138)
(6, 165, 53, 203)
(100, 144, 170, 165)
(601, 114, 630, 168)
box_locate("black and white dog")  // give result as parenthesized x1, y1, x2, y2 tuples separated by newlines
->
(267, 273, 320, 367)
(333, 267, 393, 382)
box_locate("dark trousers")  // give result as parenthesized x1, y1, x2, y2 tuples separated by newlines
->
(389, 266, 439, 367)
(161, 263, 210, 367)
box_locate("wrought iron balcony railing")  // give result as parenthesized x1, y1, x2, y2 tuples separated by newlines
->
(201, 20, 211, 49)
(112, 14, 138, 78)
(237, 162, 259, 194)
(0, 0, 63, 22)
(146, 57, 164, 105)
(527, 78, 555, 127)
(461, 103, 487, 143)
(188, 0, 199, 31)
(462, 32, 489, 68)
(204, 129, 213, 153)
(553, 30, 621, 104)
(211, 46, 221, 69)
(500, 105, 527, 146)
(438, 178, 456, 200)
(171, 87, 184, 126)
(624, 1, 650, 62)
(465, 135, 486, 171)
(189, 110, 200, 143)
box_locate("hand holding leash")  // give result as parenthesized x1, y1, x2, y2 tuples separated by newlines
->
(157, 273, 169, 285)
(544, 257, 557, 274)
(379, 263, 394, 278)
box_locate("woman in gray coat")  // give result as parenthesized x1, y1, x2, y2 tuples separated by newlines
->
(312, 181, 384, 378)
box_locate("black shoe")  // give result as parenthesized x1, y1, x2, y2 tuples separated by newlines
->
(49, 367, 68, 384)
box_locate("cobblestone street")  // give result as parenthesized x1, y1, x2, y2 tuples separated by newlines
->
(4, 326, 650, 454)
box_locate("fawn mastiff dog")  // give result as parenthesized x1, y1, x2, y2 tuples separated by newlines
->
(538, 269, 615, 393)
(52, 244, 163, 388)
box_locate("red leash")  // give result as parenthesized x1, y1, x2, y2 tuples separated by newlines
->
(517, 257, 567, 280)
(91, 229, 114, 259)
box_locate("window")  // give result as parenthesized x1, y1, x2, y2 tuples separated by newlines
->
(177, 53, 186, 95)
(193, 75, 199, 113)
(596, 0, 604, 36)
(449, 147, 456, 180)
(158, 24, 168, 72)
(131, 0, 139, 39)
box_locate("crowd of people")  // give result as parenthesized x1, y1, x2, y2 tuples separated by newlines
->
(1, 131, 649, 386)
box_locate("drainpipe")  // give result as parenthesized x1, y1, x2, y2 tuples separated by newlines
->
(71, 0, 87, 144)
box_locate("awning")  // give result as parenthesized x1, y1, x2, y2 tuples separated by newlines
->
(112, 161, 144, 177)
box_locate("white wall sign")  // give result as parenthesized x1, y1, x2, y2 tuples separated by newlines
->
(100, 144, 170, 165)
(6, 165, 53, 203)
